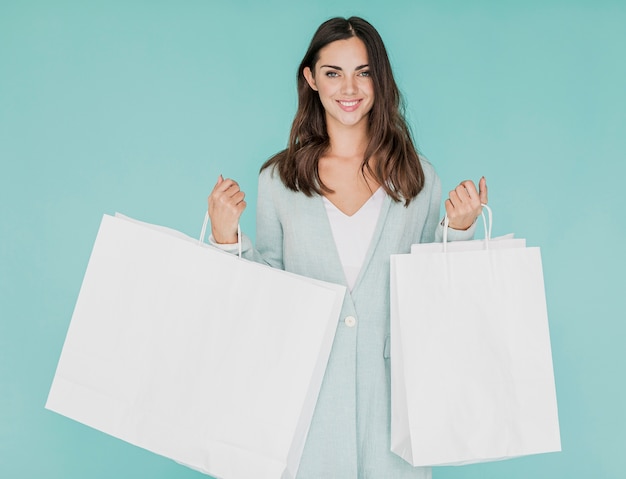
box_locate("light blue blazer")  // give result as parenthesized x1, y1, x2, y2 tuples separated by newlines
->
(238, 159, 474, 479)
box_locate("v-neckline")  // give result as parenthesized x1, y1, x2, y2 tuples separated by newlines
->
(322, 186, 384, 218)
(318, 189, 391, 295)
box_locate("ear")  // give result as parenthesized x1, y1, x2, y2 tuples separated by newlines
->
(303, 66, 318, 91)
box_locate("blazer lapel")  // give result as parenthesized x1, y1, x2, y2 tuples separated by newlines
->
(309, 194, 352, 288)
(349, 194, 392, 295)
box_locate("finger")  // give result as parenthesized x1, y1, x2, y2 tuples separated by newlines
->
(208, 176, 223, 209)
(447, 190, 460, 208)
(478, 176, 488, 204)
(215, 178, 240, 195)
(230, 191, 246, 205)
(213, 174, 224, 189)
(459, 180, 478, 201)
(224, 183, 244, 201)
(209, 182, 240, 208)
(452, 184, 471, 204)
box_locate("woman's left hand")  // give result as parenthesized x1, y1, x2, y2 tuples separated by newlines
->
(445, 177, 488, 230)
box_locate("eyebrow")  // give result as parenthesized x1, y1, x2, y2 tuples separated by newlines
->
(319, 64, 369, 71)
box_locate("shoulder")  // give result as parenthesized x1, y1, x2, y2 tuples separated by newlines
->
(258, 162, 297, 201)
(418, 155, 437, 181)
(417, 155, 441, 195)
(259, 163, 282, 189)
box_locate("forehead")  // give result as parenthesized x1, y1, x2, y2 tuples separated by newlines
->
(316, 37, 369, 68)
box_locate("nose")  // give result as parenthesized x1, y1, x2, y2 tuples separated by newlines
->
(341, 75, 357, 95)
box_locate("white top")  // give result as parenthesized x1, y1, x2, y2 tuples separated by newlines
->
(323, 187, 385, 291)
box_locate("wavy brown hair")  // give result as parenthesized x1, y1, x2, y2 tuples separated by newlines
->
(262, 16, 424, 205)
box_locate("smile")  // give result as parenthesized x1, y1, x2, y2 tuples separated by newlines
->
(338, 100, 360, 107)
(336, 99, 363, 112)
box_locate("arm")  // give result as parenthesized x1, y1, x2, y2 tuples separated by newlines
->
(420, 171, 444, 243)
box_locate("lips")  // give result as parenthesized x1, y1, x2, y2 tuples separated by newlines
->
(337, 99, 362, 111)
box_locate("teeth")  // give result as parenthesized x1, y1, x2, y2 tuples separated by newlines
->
(339, 100, 359, 107)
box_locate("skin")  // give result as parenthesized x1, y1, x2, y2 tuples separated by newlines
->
(208, 36, 487, 243)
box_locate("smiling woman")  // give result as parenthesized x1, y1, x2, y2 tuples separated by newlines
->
(207, 16, 486, 479)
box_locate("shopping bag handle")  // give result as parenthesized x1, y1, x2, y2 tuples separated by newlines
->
(199, 212, 242, 258)
(442, 204, 492, 253)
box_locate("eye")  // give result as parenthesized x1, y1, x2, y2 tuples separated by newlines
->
(325, 71, 340, 78)
(358, 70, 371, 77)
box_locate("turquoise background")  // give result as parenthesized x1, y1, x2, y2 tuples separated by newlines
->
(1, 0, 624, 477)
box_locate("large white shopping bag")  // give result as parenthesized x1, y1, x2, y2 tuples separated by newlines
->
(46, 214, 346, 479)
(390, 207, 560, 467)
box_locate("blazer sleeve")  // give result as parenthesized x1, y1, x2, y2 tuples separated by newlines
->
(420, 167, 443, 243)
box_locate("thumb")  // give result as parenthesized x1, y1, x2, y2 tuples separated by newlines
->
(478, 176, 488, 204)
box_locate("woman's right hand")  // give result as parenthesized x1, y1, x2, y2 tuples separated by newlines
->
(208, 175, 247, 244)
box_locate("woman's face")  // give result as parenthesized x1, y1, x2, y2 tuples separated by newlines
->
(303, 36, 374, 131)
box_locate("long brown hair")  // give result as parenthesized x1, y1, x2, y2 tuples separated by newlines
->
(262, 16, 424, 205)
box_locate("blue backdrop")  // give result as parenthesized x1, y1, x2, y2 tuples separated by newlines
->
(1, 1, 624, 477)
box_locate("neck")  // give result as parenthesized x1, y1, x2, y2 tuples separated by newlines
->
(326, 118, 370, 161)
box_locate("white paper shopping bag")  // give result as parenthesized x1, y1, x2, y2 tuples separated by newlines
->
(46, 214, 346, 479)
(390, 207, 560, 467)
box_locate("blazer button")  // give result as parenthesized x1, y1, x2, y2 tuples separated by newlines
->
(344, 316, 357, 328)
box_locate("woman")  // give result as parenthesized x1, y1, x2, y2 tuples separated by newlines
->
(208, 16, 487, 479)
